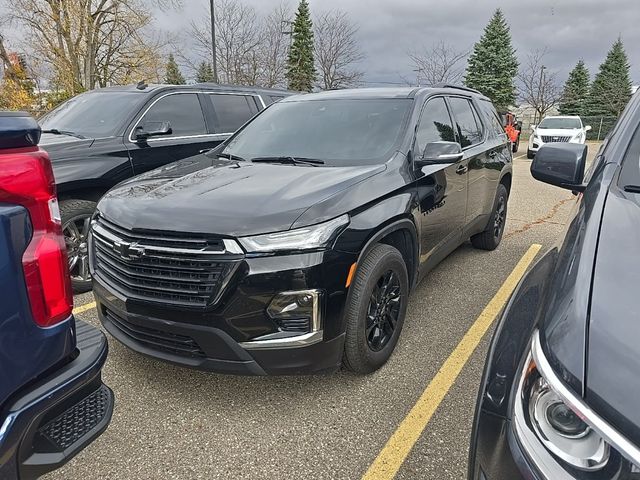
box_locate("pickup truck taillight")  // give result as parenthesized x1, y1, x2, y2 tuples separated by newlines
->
(0, 146, 73, 327)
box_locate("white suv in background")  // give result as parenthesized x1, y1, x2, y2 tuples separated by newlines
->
(527, 115, 591, 158)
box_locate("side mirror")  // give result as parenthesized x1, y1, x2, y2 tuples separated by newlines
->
(584, 125, 592, 132)
(531, 143, 587, 192)
(135, 121, 172, 140)
(416, 141, 463, 167)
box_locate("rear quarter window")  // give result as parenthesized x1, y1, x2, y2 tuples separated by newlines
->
(477, 100, 507, 139)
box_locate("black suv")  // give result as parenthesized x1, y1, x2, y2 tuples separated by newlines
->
(469, 90, 640, 478)
(89, 85, 512, 375)
(39, 83, 292, 292)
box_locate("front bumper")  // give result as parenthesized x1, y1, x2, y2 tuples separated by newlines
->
(93, 249, 355, 375)
(0, 321, 113, 480)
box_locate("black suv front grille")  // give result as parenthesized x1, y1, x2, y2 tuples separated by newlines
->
(91, 216, 241, 308)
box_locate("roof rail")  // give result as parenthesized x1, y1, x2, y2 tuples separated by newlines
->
(433, 83, 482, 95)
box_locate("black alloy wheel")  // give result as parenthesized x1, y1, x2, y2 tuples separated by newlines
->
(61, 199, 97, 293)
(366, 270, 402, 352)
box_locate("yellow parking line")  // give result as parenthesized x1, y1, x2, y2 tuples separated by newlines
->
(73, 301, 97, 315)
(361, 243, 543, 480)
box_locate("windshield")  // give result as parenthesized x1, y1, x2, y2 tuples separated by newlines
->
(221, 98, 412, 166)
(538, 117, 582, 129)
(40, 92, 142, 138)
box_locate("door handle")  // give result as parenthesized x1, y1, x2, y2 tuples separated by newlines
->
(456, 164, 468, 175)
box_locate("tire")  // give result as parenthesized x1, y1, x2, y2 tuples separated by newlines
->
(526, 149, 534, 159)
(60, 199, 97, 294)
(512, 137, 519, 153)
(343, 244, 409, 374)
(471, 184, 508, 251)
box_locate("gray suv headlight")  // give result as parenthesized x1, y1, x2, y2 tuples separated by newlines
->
(513, 331, 640, 475)
(239, 214, 349, 253)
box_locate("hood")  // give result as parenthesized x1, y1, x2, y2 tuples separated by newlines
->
(39, 133, 95, 159)
(535, 128, 582, 138)
(98, 154, 386, 237)
(585, 186, 640, 446)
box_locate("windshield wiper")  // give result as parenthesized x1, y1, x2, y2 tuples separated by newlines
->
(42, 128, 86, 139)
(251, 156, 325, 166)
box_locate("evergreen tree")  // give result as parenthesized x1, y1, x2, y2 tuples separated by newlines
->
(588, 38, 632, 116)
(559, 60, 590, 116)
(464, 9, 518, 110)
(286, 0, 316, 92)
(165, 54, 186, 85)
(196, 61, 215, 83)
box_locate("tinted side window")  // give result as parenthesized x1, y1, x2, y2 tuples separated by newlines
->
(448, 97, 483, 148)
(141, 93, 206, 137)
(209, 94, 257, 133)
(415, 97, 456, 155)
(477, 100, 504, 138)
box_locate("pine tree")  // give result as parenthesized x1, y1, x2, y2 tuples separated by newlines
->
(587, 38, 632, 116)
(165, 54, 186, 85)
(464, 9, 518, 110)
(196, 62, 215, 83)
(559, 60, 590, 116)
(286, 0, 316, 92)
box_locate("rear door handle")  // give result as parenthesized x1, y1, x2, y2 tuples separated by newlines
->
(456, 164, 468, 175)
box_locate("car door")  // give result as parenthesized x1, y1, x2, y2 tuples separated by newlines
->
(127, 91, 218, 175)
(413, 96, 468, 272)
(446, 96, 490, 228)
(204, 92, 261, 137)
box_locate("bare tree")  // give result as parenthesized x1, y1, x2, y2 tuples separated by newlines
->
(407, 41, 468, 86)
(188, 0, 290, 88)
(190, 0, 262, 85)
(314, 10, 364, 90)
(518, 48, 562, 122)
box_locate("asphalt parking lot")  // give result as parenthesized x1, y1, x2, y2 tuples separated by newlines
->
(45, 142, 601, 480)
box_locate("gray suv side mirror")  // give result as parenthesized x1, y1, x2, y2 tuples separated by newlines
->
(135, 121, 172, 140)
(531, 143, 587, 192)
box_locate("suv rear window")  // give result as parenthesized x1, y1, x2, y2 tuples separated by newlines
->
(208, 94, 258, 133)
(448, 97, 483, 148)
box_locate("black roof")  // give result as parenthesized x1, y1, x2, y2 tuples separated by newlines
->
(281, 85, 490, 103)
(85, 83, 296, 96)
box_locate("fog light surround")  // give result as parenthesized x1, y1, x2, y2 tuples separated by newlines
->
(267, 290, 321, 333)
(239, 289, 323, 350)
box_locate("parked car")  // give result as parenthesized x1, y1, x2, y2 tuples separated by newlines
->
(89, 85, 513, 375)
(0, 112, 113, 479)
(527, 115, 591, 158)
(39, 83, 293, 293)
(469, 91, 640, 479)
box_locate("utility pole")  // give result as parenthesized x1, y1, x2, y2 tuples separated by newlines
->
(413, 68, 425, 87)
(537, 65, 546, 123)
(210, 0, 218, 83)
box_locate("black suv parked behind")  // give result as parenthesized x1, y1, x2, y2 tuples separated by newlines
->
(39, 83, 292, 292)
(90, 85, 513, 375)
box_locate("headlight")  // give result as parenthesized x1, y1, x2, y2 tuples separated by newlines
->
(238, 214, 349, 254)
(532, 133, 540, 142)
(513, 331, 640, 475)
(573, 132, 584, 142)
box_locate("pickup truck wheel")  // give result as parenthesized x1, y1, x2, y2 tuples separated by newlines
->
(471, 184, 508, 251)
(61, 199, 96, 294)
(512, 137, 519, 153)
(343, 244, 408, 374)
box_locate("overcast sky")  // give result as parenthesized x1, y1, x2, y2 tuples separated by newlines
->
(157, 0, 640, 88)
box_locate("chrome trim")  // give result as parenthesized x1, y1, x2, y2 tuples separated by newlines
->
(92, 221, 242, 256)
(531, 330, 640, 467)
(128, 90, 263, 143)
(239, 330, 323, 350)
(240, 289, 323, 350)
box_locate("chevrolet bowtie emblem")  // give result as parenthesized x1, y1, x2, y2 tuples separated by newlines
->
(113, 240, 145, 260)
